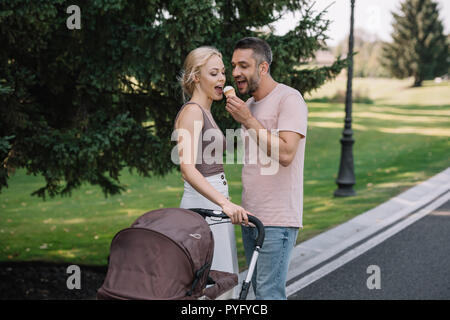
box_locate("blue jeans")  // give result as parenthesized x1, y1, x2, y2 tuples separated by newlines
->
(241, 226, 299, 300)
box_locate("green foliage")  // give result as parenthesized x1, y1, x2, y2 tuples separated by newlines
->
(381, 0, 449, 86)
(0, 0, 346, 199)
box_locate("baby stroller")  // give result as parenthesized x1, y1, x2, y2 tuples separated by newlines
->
(97, 207, 264, 300)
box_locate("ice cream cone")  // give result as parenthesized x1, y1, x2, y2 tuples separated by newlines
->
(223, 86, 236, 98)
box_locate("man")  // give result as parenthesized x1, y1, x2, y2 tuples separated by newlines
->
(226, 37, 308, 300)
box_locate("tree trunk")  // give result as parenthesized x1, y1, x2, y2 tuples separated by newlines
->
(413, 75, 423, 87)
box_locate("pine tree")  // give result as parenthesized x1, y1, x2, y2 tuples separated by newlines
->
(0, 0, 347, 198)
(382, 0, 449, 87)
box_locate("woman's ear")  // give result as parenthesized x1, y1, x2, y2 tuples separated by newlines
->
(193, 73, 200, 83)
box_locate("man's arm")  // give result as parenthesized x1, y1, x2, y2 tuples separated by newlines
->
(226, 96, 304, 167)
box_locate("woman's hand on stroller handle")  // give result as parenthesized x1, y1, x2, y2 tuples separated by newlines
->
(189, 208, 265, 248)
(219, 200, 249, 226)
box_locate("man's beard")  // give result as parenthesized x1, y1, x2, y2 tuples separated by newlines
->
(246, 72, 261, 95)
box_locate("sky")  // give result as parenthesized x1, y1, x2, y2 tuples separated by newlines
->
(273, 0, 450, 46)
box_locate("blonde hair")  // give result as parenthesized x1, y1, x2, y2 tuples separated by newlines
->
(179, 46, 222, 101)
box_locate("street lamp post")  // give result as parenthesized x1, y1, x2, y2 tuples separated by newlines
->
(334, 0, 356, 197)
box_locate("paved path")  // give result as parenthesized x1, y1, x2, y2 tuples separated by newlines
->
(289, 199, 450, 299)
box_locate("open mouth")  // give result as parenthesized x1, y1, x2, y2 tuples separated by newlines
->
(236, 79, 247, 90)
(214, 85, 223, 95)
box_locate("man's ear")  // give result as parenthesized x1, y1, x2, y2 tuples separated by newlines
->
(259, 61, 269, 76)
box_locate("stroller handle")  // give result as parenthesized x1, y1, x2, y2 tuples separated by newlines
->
(189, 208, 265, 248)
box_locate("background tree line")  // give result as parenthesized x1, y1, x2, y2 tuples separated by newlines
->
(2, 0, 446, 200)
(322, 0, 449, 86)
(0, 0, 347, 199)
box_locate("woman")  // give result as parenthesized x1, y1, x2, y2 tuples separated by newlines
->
(174, 47, 249, 299)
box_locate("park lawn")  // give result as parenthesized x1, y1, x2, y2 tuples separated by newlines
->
(0, 78, 449, 271)
(305, 76, 450, 106)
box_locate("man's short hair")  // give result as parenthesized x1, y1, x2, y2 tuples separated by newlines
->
(234, 37, 273, 69)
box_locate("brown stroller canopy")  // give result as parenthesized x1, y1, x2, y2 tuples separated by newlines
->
(97, 208, 238, 300)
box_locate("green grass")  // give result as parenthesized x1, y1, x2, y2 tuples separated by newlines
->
(1, 77, 449, 271)
(305, 77, 450, 106)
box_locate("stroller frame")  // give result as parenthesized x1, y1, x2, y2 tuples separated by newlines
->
(189, 208, 265, 300)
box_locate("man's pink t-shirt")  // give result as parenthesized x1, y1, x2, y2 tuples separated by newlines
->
(241, 83, 308, 228)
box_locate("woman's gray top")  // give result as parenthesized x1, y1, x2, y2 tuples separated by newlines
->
(174, 102, 226, 177)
